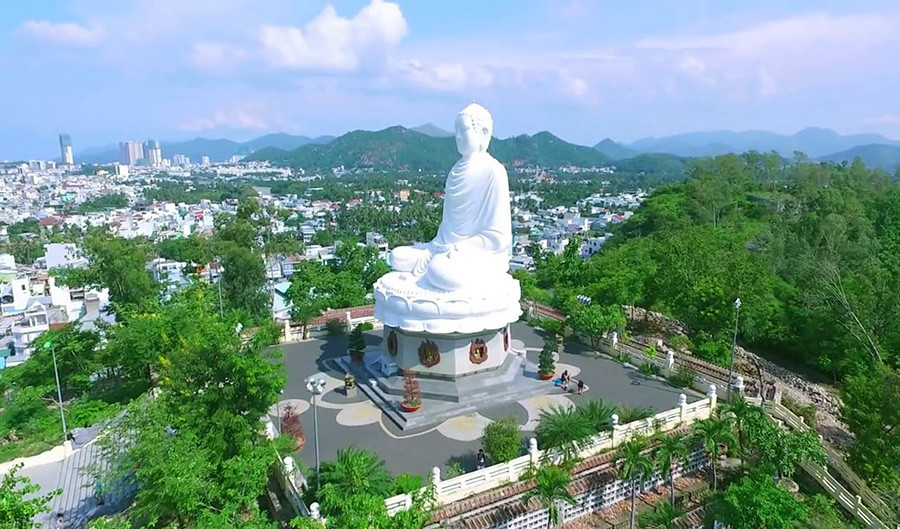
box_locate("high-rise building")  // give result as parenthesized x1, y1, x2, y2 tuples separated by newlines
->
(119, 141, 144, 165)
(145, 140, 162, 167)
(59, 134, 74, 165)
(172, 154, 190, 167)
(201, 155, 210, 166)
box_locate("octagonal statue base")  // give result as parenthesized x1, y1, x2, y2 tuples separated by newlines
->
(384, 325, 511, 380)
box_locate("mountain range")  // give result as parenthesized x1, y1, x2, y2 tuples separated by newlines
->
(73, 125, 900, 172)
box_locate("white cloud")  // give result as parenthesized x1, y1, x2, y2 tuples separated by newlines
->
(191, 42, 248, 71)
(558, 69, 590, 100)
(179, 105, 269, 131)
(401, 60, 493, 92)
(757, 65, 777, 97)
(259, 0, 407, 71)
(18, 20, 104, 47)
(864, 113, 900, 125)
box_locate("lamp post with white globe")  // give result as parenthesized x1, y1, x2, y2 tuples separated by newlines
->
(727, 298, 741, 400)
(305, 375, 327, 489)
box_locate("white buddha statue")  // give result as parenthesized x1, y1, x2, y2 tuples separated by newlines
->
(390, 103, 512, 292)
(375, 103, 521, 334)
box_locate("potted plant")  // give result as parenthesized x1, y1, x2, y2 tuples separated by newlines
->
(343, 374, 357, 398)
(538, 337, 556, 380)
(280, 405, 306, 450)
(349, 324, 366, 363)
(401, 370, 422, 412)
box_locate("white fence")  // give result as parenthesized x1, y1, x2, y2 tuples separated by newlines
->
(385, 387, 717, 515)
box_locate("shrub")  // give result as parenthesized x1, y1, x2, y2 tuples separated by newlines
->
(538, 337, 557, 375)
(358, 321, 374, 331)
(644, 344, 658, 359)
(482, 416, 522, 463)
(639, 363, 661, 377)
(390, 473, 423, 495)
(325, 319, 345, 335)
(668, 367, 696, 389)
(782, 395, 817, 429)
(616, 405, 655, 424)
(445, 460, 466, 478)
(669, 334, 693, 351)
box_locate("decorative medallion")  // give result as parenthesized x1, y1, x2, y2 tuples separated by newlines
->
(418, 340, 440, 368)
(470, 339, 488, 365)
(503, 326, 510, 351)
(387, 330, 398, 357)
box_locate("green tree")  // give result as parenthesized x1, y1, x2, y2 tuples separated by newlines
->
(316, 447, 393, 516)
(522, 465, 576, 529)
(718, 395, 764, 467)
(219, 244, 269, 321)
(841, 367, 900, 490)
(575, 399, 616, 432)
(616, 436, 654, 529)
(535, 405, 594, 466)
(705, 472, 806, 529)
(0, 463, 60, 529)
(567, 304, 626, 350)
(482, 416, 523, 464)
(653, 434, 690, 507)
(692, 416, 735, 490)
(537, 336, 557, 377)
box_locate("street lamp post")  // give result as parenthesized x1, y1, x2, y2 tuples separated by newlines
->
(726, 298, 741, 400)
(305, 375, 327, 490)
(43, 341, 68, 442)
(215, 257, 224, 318)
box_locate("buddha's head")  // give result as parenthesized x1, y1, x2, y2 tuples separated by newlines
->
(455, 103, 493, 158)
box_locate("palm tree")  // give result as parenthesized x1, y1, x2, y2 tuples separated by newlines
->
(523, 465, 577, 529)
(653, 434, 690, 507)
(616, 436, 654, 529)
(535, 405, 594, 466)
(692, 417, 736, 491)
(575, 399, 616, 432)
(718, 395, 762, 467)
(637, 502, 684, 529)
(316, 446, 392, 500)
(616, 405, 655, 424)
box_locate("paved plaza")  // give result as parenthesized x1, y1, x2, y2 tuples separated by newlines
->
(277, 322, 701, 479)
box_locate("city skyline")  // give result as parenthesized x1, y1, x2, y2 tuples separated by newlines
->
(2, 0, 900, 160)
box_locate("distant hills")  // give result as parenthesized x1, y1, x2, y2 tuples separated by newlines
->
(245, 127, 620, 172)
(72, 125, 900, 173)
(625, 127, 900, 159)
(77, 134, 334, 164)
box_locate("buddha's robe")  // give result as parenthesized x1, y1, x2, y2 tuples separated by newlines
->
(390, 152, 512, 292)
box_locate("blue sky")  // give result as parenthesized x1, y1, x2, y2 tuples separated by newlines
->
(2, 0, 899, 159)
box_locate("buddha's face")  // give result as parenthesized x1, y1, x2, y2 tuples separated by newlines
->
(455, 114, 490, 158)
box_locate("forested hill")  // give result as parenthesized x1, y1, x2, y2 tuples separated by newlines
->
(245, 126, 615, 171)
(529, 155, 900, 382)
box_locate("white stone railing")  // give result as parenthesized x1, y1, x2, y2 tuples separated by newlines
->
(384, 386, 718, 515)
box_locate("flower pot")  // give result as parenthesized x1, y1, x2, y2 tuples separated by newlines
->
(401, 402, 421, 413)
(538, 371, 555, 381)
(350, 351, 364, 363)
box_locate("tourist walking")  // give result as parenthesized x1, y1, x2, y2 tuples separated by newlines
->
(577, 379, 586, 395)
(476, 449, 486, 470)
(560, 370, 569, 390)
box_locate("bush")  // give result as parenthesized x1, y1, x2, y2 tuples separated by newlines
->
(668, 367, 696, 389)
(538, 338, 556, 375)
(324, 320, 345, 335)
(390, 473, 423, 495)
(669, 334, 693, 351)
(445, 460, 466, 478)
(694, 333, 731, 366)
(481, 416, 522, 463)
(639, 363, 661, 376)
(358, 321, 374, 331)
(782, 395, 817, 429)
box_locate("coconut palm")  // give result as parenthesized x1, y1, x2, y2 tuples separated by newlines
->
(653, 434, 690, 507)
(576, 399, 616, 432)
(692, 417, 736, 490)
(535, 405, 594, 466)
(637, 502, 684, 529)
(523, 465, 577, 529)
(718, 395, 763, 467)
(616, 405, 655, 424)
(316, 446, 392, 501)
(615, 436, 654, 529)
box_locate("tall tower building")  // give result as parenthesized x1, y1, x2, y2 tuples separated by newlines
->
(119, 141, 144, 165)
(59, 134, 74, 165)
(145, 140, 162, 167)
